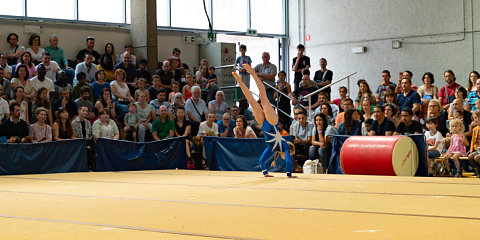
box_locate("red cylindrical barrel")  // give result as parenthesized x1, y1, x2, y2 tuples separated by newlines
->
(340, 136, 418, 176)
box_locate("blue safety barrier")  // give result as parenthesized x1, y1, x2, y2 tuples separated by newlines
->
(0, 139, 88, 175)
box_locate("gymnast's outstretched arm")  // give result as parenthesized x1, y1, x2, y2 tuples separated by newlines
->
(232, 72, 265, 126)
(242, 64, 278, 126)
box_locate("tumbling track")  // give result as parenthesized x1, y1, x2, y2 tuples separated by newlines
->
(1, 170, 480, 239)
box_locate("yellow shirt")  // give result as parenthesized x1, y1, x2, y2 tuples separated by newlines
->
(97, 65, 115, 82)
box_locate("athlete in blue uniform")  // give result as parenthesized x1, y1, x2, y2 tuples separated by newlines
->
(233, 65, 295, 177)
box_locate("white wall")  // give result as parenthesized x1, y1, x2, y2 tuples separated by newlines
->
(0, 19, 199, 72)
(289, 0, 480, 99)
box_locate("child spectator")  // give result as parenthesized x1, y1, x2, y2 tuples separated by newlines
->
(134, 78, 150, 102)
(135, 59, 151, 84)
(234, 44, 252, 88)
(168, 81, 181, 104)
(148, 75, 162, 100)
(443, 119, 469, 177)
(124, 103, 140, 141)
(364, 118, 373, 135)
(468, 111, 480, 177)
(425, 117, 444, 176)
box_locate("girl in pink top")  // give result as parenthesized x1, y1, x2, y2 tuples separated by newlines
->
(443, 119, 468, 177)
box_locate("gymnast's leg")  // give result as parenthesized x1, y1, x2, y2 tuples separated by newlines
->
(259, 148, 273, 177)
(232, 72, 265, 125)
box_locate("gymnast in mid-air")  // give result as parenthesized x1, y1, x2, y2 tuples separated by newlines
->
(233, 64, 295, 178)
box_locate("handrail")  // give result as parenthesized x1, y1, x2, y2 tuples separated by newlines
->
(251, 92, 295, 120)
(215, 64, 235, 69)
(262, 81, 292, 100)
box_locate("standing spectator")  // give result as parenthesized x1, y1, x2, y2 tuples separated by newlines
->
(337, 108, 362, 135)
(275, 71, 293, 130)
(92, 69, 111, 101)
(313, 58, 333, 100)
(0, 102, 29, 139)
(292, 44, 310, 90)
(30, 64, 55, 100)
(369, 105, 395, 136)
(152, 105, 175, 140)
(186, 86, 208, 136)
(104, 43, 120, 65)
(29, 107, 52, 142)
(92, 109, 119, 139)
(25, 34, 44, 64)
(0, 85, 9, 122)
(136, 59, 151, 84)
(11, 64, 35, 99)
(52, 107, 75, 140)
(0, 53, 13, 79)
(393, 107, 423, 135)
(135, 92, 155, 142)
(234, 45, 252, 88)
(76, 36, 101, 64)
(72, 105, 92, 139)
(32, 88, 53, 125)
(208, 91, 229, 121)
(114, 52, 137, 95)
(10, 86, 29, 124)
(119, 44, 136, 66)
(218, 112, 235, 137)
(0, 67, 12, 100)
(438, 70, 461, 109)
(5, 33, 24, 65)
(17, 52, 37, 78)
(44, 34, 74, 84)
(74, 52, 97, 85)
(254, 52, 277, 103)
(38, 52, 61, 82)
(233, 115, 256, 138)
(52, 88, 77, 122)
(97, 53, 115, 82)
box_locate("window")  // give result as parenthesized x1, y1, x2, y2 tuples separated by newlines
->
(27, 0, 75, 20)
(156, 0, 169, 26)
(126, 0, 131, 24)
(171, 0, 210, 29)
(0, 0, 23, 16)
(212, 0, 247, 32)
(78, 0, 124, 23)
(250, 0, 284, 34)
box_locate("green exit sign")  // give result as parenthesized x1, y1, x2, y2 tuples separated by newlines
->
(246, 29, 257, 36)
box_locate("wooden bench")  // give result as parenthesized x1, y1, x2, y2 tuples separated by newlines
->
(432, 156, 469, 176)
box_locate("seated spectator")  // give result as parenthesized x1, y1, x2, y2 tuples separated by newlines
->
(52, 88, 77, 121)
(314, 92, 339, 118)
(92, 109, 119, 139)
(124, 103, 140, 141)
(72, 105, 92, 139)
(318, 103, 335, 127)
(468, 110, 480, 177)
(119, 43, 136, 66)
(92, 69, 111, 101)
(74, 86, 95, 121)
(39, 52, 61, 82)
(175, 106, 192, 160)
(12, 64, 35, 101)
(449, 99, 472, 132)
(218, 112, 235, 137)
(155, 60, 174, 95)
(169, 57, 183, 83)
(136, 59, 151, 84)
(0, 68, 11, 100)
(0, 53, 13, 79)
(335, 98, 354, 128)
(148, 75, 162, 100)
(208, 91, 229, 121)
(97, 53, 115, 82)
(397, 77, 421, 116)
(198, 113, 219, 136)
(292, 70, 319, 109)
(292, 111, 313, 164)
(95, 88, 116, 119)
(185, 86, 208, 136)
(5, 33, 24, 66)
(76, 36, 101, 65)
(135, 92, 155, 142)
(74, 52, 97, 86)
(417, 72, 438, 116)
(150, 88, 170, 119)
(114, 52, 137, 95)
(375, 70, 396, 105)
(278, 118, 289, 136)
(230, 105, 240, 120)
(25, 34, 44, 65)
(168, 48, 185, 76)
(182, 73, 198, 101)
(337, 108, 362, 135)
(369, 105, 395, 136)
(355, 79, 375, 109)
(448, 87, 470, 118)
(30, 64, 55, 100)
(468, 77, 480, 111)
(9, 86, 29, 124)
(170, 92, 184, 119)
(111, 69, 135, 121)
(29, 107, 52, 142)
(44, 34, 74, 84)
(204, 66, 219, 101)
(443, 119, 468, 177)
(32, 88, 53, 124)
(333, 86, 347, 109)
(168, 81, 181, 104)
(425, 117, 444, 176)
(233, 115, 256, 138)
(383, 90, 398, 106)
(0, 85, 9, 122)
(52, 107, 75, 140)
(152, 105, 175, 140)
(238, 98, 254, 124)
(439, 70, 461, 110)
(0, 102, 29, 139)
(72, 73, 94, 102)
(53, 70, 72, 99)
(17, 52, 37, 78)
(134, 78, 150, 102)
(394, 107, 423, 135)
(105, 43, 120, 65)
(309, 113, 335, 173)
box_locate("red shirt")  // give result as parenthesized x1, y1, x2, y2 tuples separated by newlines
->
(438, 82, 461, 105)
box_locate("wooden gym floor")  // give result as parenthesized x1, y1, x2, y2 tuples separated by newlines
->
(1, 170, 480, 239)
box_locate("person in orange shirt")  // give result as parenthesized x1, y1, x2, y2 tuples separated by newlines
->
(467, 111, 480, 177)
